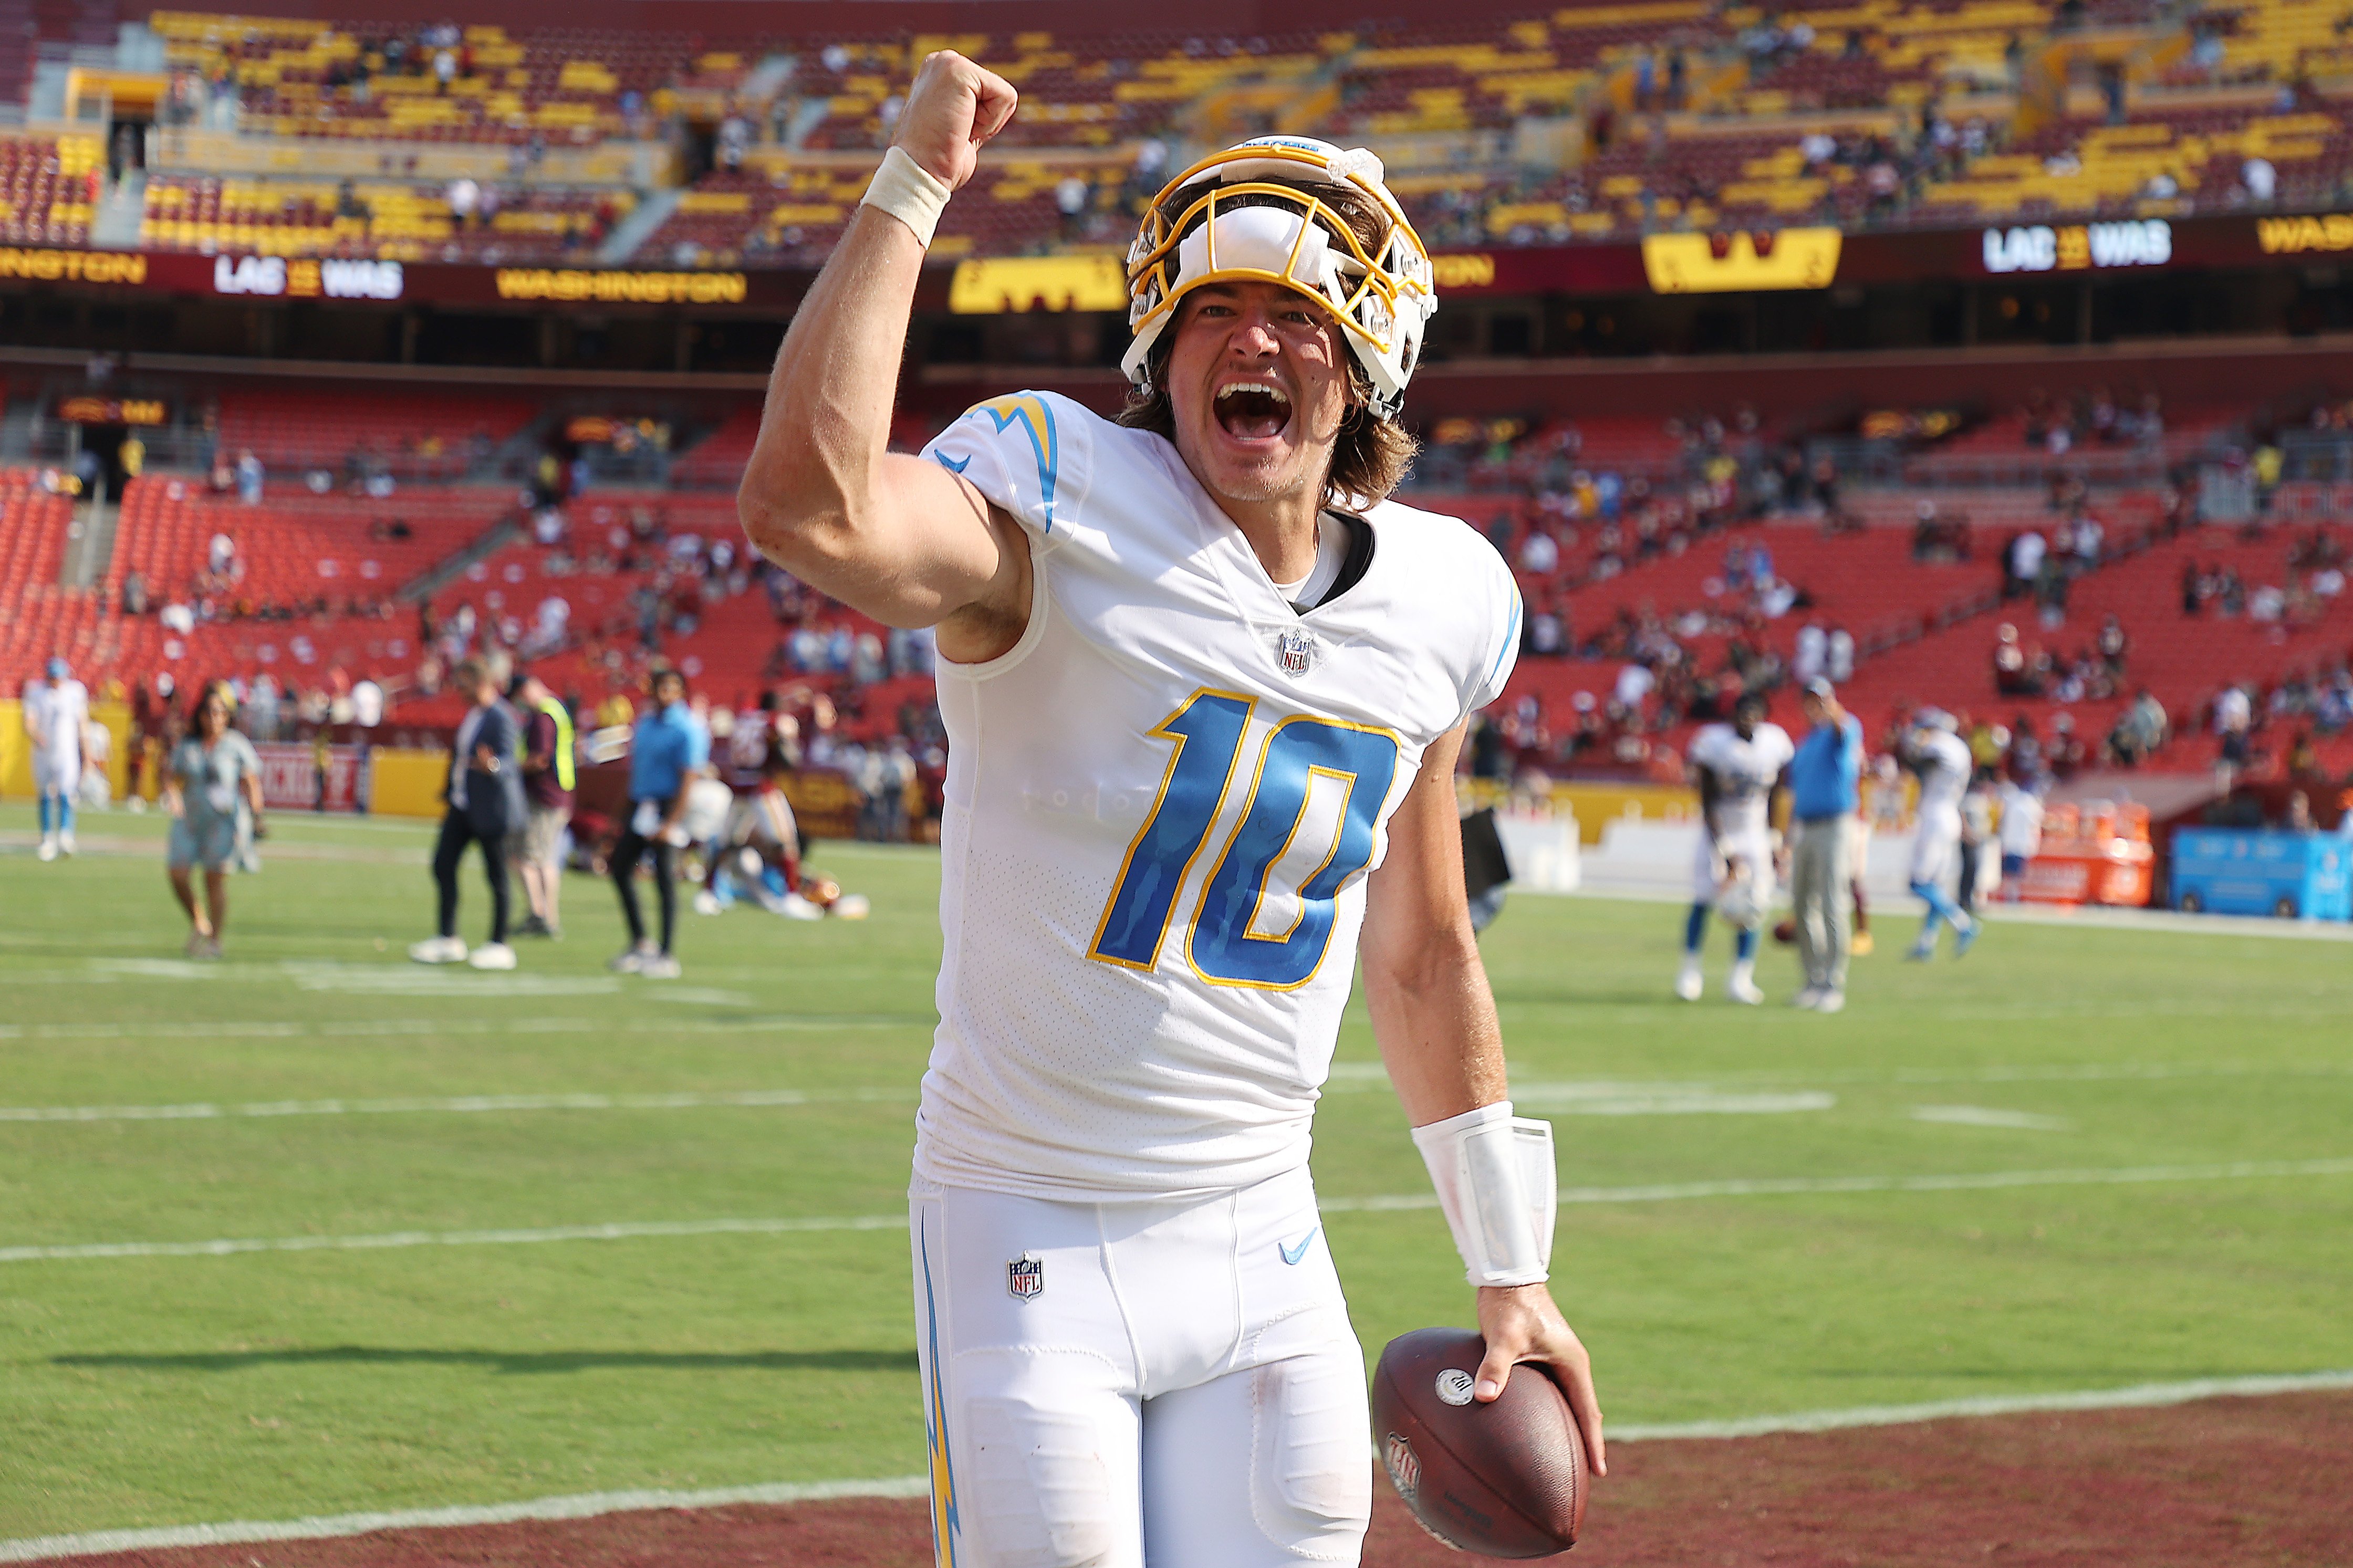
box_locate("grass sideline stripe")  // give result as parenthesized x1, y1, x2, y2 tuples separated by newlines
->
(1609, 1368, 2353, 1440)
(8, 1372, 2352, 1563)
(7, 1157, 2350, 1264)
(0, 1088, 913, 1124)
(0, 1477, 932, 1564)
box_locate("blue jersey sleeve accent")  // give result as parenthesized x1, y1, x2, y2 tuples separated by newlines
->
(924, 392, 1067, 539)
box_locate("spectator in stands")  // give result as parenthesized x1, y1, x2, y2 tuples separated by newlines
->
(408, 660, 522, 970)
(2003, 528, 2045, 600)
(1992, 623, 2039, 696)
(510, 672, 574, 941)
(2181, 557, 2202, 615)
(235, 451, 263, 505)
(608, 666, 710, 980)
(2285, 790, 2316, 832)
(2242, 156, 2277, 206)
(1826, 625, 1855, 684)
(2097, 615, 2129, 677)
(121, 568, 148, 617)
(163, 681, 265, 959)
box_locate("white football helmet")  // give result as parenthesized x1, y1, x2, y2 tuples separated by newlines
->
(1122, 135, 1436, 421)
(1715, 867, 1767, 930)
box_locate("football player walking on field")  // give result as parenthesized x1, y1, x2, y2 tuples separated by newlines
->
(740, 50, 1603, 1568)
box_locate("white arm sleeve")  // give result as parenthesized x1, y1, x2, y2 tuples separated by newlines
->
(1411, 1101, 1558, 1288)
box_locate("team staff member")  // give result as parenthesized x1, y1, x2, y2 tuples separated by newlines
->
(741, 52, 1600, 1566)
(1787, 678, 1863, 1012)
(607, 666, 709, 979)
(409, 659, 522, 970)
(509, 671, 574, 939)
(163, 681, 264, 958)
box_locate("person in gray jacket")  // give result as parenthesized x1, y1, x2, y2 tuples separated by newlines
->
(409, 658, 524, 970)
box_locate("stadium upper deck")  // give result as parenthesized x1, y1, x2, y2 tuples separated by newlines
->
(5, 0, 2350, 270)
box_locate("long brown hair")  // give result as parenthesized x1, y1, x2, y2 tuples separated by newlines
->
(1117, 181, 1418, 510)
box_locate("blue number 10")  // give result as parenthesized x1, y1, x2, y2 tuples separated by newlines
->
(1089, 691, 1401, 991)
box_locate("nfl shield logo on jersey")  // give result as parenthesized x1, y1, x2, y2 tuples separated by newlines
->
(1274, 627, 1317, 678)
(1006, 1254, 1044, 1300)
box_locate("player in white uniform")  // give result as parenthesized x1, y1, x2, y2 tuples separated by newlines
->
(25, 657, 90, 861)
(1677, 691, 1795, 1005)
(1903, 709, 1980, 959)
(740, 54, 1602, 1568)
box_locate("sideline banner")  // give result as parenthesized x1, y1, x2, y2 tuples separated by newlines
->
(253, 741, 367, 813)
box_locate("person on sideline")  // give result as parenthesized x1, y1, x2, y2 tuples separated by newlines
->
(1787, 678, 1863, 1011)
(410, 659, 522, 970)
(1904, 709, 1980, 960)
(508, 671, 574, 939)
(163, 681, 264, 957)
(26, 656, 90, 860)
(1677, 689, 1794, 1005)
(608, 666, 709, 978)
(737, 54, 1601, 1564)
(1996, 773, 2045, 901)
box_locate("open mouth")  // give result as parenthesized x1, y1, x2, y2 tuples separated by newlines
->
(1214, 380, 1293, 443)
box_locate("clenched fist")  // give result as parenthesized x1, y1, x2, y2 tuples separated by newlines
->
(894, 51, 1018, 193)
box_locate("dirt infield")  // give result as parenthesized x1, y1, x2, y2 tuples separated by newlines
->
(46, 1391, 2351, 1568)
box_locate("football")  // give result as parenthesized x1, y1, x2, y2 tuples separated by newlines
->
(1372, 1327, 1587, 1557)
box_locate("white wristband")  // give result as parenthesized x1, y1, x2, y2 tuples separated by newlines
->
(1411, 1101, 1558, 1288)
(860, 145, 953, 248)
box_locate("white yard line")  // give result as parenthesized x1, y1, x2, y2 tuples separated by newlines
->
(0, 1013, 928, 1043)
(8, 1157, 2349, 1264)
(7, 1370, 2351, 1563)
(1910, 1105, 2076, 1131)
(0, 1088, 913, 1124)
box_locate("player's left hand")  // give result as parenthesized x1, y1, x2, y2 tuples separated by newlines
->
(1474, 1282, 1607, 1476)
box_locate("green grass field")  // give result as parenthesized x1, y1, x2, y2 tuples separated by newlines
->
(3, 801, 2350, 1542)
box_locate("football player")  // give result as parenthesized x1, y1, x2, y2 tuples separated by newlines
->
(739, 52, 1602, 1567)
(25, 656, 89, 861)
(1903, 709, 1980, 959)
(1677, 689, 1794, 1005)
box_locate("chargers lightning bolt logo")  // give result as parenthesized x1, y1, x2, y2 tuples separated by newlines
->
(919, 1230, 960, 1566)
(962, 394, 1060, 531)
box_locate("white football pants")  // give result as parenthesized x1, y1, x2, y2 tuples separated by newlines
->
(33, 750, 80, 798)
(909, 1166, 1371, 1568)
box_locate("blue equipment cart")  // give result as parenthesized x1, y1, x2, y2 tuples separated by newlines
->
(2169, 828, 2353, 921)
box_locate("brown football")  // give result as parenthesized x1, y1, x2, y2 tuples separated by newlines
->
(1372, 1327, 1587, 1557)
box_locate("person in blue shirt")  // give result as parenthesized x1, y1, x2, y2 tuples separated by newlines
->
(609, 666, 711, 978)
(1787, 678, 1864, 1011)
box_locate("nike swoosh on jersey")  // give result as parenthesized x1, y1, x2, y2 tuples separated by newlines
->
(1278, 1227, 1320, 1266)
(932, 451, 972, 474)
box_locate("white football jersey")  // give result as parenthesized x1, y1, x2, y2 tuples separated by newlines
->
(1689, 721, 1794, 840)
(915, 392, 1521, 1201)
(1913, 729, 1973, 819)
(24, 678, 88, 762)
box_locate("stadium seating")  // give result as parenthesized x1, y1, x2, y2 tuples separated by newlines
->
(211, 387, 539, 480)
(0, 469, 81, 688)
(140, 174, 624, 262)
(0, 134, 102, 245)
(99, 0, 2353, 266)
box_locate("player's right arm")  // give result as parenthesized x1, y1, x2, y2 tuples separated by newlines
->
(737, 52, 1030, 665)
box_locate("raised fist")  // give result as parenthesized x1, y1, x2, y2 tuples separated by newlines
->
(892, 50, 1018, 193)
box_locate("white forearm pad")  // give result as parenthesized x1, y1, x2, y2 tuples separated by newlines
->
(1411, 1102, 1558, 1288)
(860, 145, 952, 247)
